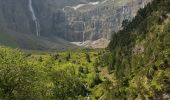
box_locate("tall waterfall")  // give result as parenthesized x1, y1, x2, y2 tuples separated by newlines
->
(28, 0, 40, 37)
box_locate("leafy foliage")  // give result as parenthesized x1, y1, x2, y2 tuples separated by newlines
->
(0, 48, 40, 99)
(0, 47, 111, 99)
(108, 0, 170, 99)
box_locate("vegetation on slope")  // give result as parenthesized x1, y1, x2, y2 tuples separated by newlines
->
(0, 0, 170, 99)
(108, 0, 170, 99)
(0, 47, 114, 99)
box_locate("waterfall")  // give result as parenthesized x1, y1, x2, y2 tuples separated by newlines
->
(82, 22, 86, 44)
(83, 31, 85, 44)
(28, 0, 40, 37)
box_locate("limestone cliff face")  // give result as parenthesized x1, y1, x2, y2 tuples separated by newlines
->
(0, 0, 99, 36)
(0, 0, 151, 43)
(0, 0, 31, 34)
(63, 0, 152, 41)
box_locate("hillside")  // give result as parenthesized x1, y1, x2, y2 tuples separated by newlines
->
(0, 30, 78, 51)
(108, 0, 170, 99)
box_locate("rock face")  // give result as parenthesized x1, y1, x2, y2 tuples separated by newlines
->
(0, 0, 31, 34)
(0, 0, 81, 50)
(0, 0, 101, 37)
(63, 0, 152, 41)
(0, 0, 151, 48)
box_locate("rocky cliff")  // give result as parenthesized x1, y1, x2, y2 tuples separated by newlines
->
(63, 0, 152, 41)
(0, 0, 80, 50)
(0, 0, 151, 49)
(0, 0, 102, 37)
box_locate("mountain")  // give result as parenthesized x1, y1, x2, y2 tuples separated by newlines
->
(0, 0, 81, 50)
(63, 0, 151, 41)
(108, 0, 170, 99)
(0, 0, 103, 37)
(0, 0, 149, 50)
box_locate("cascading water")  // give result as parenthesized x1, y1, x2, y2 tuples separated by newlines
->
(28, 0, 40, 37)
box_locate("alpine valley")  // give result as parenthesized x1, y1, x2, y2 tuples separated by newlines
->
(0, 0, 170, 99)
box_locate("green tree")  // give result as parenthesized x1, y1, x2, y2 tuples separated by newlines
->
(66, 53, 71, 61)
(51, 69, 85, 99)
(0, 48, 41, 99)
(86, 53, 91, 63)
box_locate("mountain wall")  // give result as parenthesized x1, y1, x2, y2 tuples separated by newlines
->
(0, 0, 80, 50)
(63, 0, 152, 41)
(0, 0, 151, 49)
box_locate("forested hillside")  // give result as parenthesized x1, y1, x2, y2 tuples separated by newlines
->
(108, 0, 170, 99)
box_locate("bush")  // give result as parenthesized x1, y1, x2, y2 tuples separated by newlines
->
(0, 48, 41, 99)
(51, 69, 85, 99)
(86, 53, 91, 63)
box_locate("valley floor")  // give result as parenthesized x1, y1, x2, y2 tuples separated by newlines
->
(0, 47, 114, 99)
